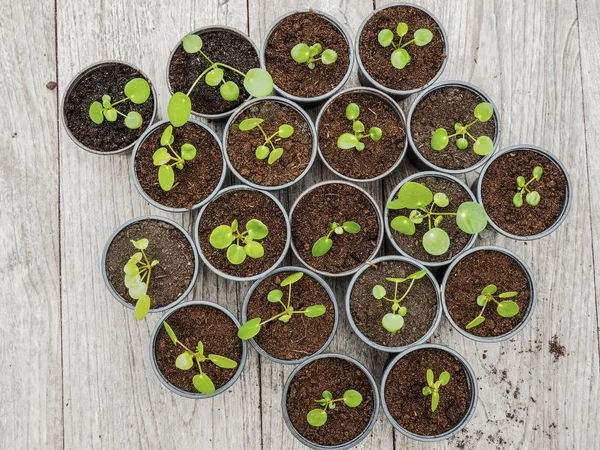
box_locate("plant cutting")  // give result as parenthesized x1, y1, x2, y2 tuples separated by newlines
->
(209, 218, 268, 265)
(513, 166, 543, 207)
(312, 221, 361, 257)
(291, 43, 338, 69)
(123, 238, 158, 320)
(89, 77, 151, 129)
(377, 23, 433, 69)
(336, 102, 382, 151)
(422, 369, 450, 412)
(238, 117, 294, 164)
(151, 125, 196, 191)
(306, 389, 363, 427)
(465, 285, 519, 329)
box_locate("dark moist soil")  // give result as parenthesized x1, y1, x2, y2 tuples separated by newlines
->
(287, 357, 374, 446)
(359, 5, 446, 91)
(444, 249, 531, 337)
(350, 260, 437, 347)
(64, 63, 155, 152)
(246, 271, 335, 360)
(265, 11, 350, 98)
(154, 304, 242, 393)
(481, 150, 568, 236)
(411, 87, 497, 170)
(318, 91, 406, 179)
(385, 348, 471, 436)
(227, 100, 313, 187)
(169, 30, 259, 116)
(388, 176, 472, 263)
(197, 189, 287, 278)
(105, 220, 195, 309)
(292, 183, 380, 274)
(135, 122, 223, 209)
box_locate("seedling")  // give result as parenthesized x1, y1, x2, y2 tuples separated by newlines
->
(372, 269, 427, 332)
(513, 166, 543, 207)
(209, 219, 268, 265)
(162, 321, 238, 395)
(312, 221, 361, 257)
(387, 181, 487, 256)
(377, 23, 433, 69)
(123, 238, 159, 320)
(431, 102, 494, 156)
(466, 285, 520, 329)
(337, 103, 383, 151)
(89, 78, 150, 129)
(291, 43, 338, 69)
(167, 34, 274, 127)
(238, 118, 294, 164)
(152, 125, 196, 191)
(422, 369, 450, 412)
(306, 389, 363, 427)
(237, 271, 326, 340)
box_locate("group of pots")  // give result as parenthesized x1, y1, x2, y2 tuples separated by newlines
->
(62, 3, 571, 448)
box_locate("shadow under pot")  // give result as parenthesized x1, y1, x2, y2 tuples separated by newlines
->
(150, 300, 247, 399)
(62, 60, 157, 154)
(346, 256, 441, 353)
(262, 10, 354, 107)
(131, 119, 226, 212)
(476, 145, 572, 240)
(407, 81, 501, 174)
(290, 181, 384, 277)
(102, 216, 199, 320)
(356, 3, 448, 99)
(316, 87, 407, 182)
(381, 344, 477, 441)
(282, 353, 380, 449)
(194, 185, 290, 282)
(240, 266, 338, 364)
(223, 96, 317, 190)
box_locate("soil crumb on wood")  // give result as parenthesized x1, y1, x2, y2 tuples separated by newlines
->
(549, 335, 566, 361)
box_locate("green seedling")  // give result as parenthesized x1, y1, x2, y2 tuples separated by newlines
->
(163, 321, 238, 395)
(372, 269, 427, 332)
(312, 221, 361, 257)
(378, 23, 433, 69)
(209, 219, 268, 265)
(387, 181, 487, 256)
(123, 238, 159, 320)
(291, 43, 338, 69)
(422, 369, 450, 412)
(237, 271, 326, 340)
(513, 166, 543, 207)
(89, 78, 150, 129)
(306, 389, 363, 427)
(152, 125, 196, 191)
(337, 103, 382, 151)
(466, 285, 520, 329)
(167, 34, 274, 127)
(431, 102, 494, 156)
(238, 118, 294, 164)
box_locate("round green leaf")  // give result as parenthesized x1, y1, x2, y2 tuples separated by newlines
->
(163, 322, 178, 345)
(307, 62, 316, 70)
(353, 120, 365, 134)
(192, 373, 215, 395)
(372, 285, 386, 299)
(132, 238, 149, 250)
(482, 285, 497, 295)
(439, 371, 451, 385)
(423, 227, 450, 256)
(422, 386, 431, 396)
(238, 317, 262, 340)
(208, 354, 238, 369)
(168, 92, 191, 127)
(497, 300, 519, 318)
(304, 305, 326, 318)
(104, 108, 117, 122)
(160, 125, 173, 146)
(343, 390, 363, 407)
(396, 22, 409, 37)
(513, 192, 524, 208)
(205, 68, 224, 87)
(220, 81, 240, 101)
(431, 391, 440, 412)
(382, 313, 404, 332)
(134, 294, 150, 320)
(279, 314, 291, 323)
(153, 147, 170, 166)
(268, 147, 283, 165)
(255, 145, 269, 160)
(409, 210, 424, 224)
(337, 133, 359, 149)
(182, 34, 202, 53)
(356, 142, 365, 151)
(369, 127, 382, 141)
(533, 166, 543, 181)
(456, 202, 488, 234)
(398, 306, 407, 316)
(473, 136, 494, 156)
(244, 68, 273, 98)
(346, 102, 360, 120)
(433, 192, 449, 208)
(89, 101, 104, 124)
(239, 118, 264, 131)
(395, 182, 434, 209)
(309, 43, 322, 57)
(456, 137, 469, 150)
(291, 43, 310, 63)
(499, 291, 518, 298)
(414, 28, 433, 46)
(323, 390, 333, 400)
(158, 164, 175, 191)
(175, 351, 193, 370)
(407, 269, 428, 280)
(124, 263, 139, 276)
(246, 219, 268, 240)
(307, 409, 327, 427)
(227, 244, 247, 265)
(312, 236, 333, 257)
(477, 295, 487, 306)
(321, 49, 338, 65)
(124, 78, 151, 104)
(466, 315, 485, 330)
(281, 271, 303, 286)
(181, 143, 196, 160)
(474, 102, 494, 122)
(267, 289, 283, 303)
(391, 48, 411, 69)
(342, 221, 361, 234)
(526, 191, 541, 206)
(390, 215, 416, 235)
(124, 273, 141, 289)
(209, 225, 234, 249)
(386, 277, 406, 283)
(426, 369, 434, 386)
(517, 176, 526, 187)
(278, 124, 294, 138)
(378, 28, 394, 47)
(431, 128, 449, 150)
(244, 240, 264, 259)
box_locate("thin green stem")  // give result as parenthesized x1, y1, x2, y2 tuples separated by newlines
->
(398, 278, 416, 303)
(215, 62, 246, 78)
(401, 39, 415, 48)
(260, 312, 287, 326)
(187, 65, 215, 96)
(111, 97, 129, 107)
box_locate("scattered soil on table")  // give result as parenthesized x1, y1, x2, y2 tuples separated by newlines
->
(359, 5, 446, 91)
(169, 30, 259, 116)
(227, 100, 313, 187)
(265, 11, 351, 98)
(549, 335, 566, 361)
(318, 91, 406, 179)
(286, 357, 374, 446)
(385, 348, 471, 436)
(46, 81, 57, 90)
(154, 304, 242, 393)
(481, 150, 568, 236)
(64, 62, 155, 152)
(105, 219, 195, 309)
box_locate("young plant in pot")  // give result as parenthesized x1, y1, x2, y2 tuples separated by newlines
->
(102, 216, 198, 320)
(62, 61, 157, 154)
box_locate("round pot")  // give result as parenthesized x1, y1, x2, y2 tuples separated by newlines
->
(61, 60, 158, 155)
(345, 255, 442, 353)
(282, 353, 380, 450)
(355, 3, 449, 100)
(475, 144, 572, 240)
(315, 86, 408, 183)
(260, 10, 355, 108)
(222, 96, 318, 190)
(289, 180, 384, 277)
(101, 215, 199, 314)
(193, 185, 291, 282)
(406, 80, 501, 174)
(384, 171, 480, 268)
(130, 119, 227, 213)
(381, 343, 478, 441)
(149, 300, 247, 399)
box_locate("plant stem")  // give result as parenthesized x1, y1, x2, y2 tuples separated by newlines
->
(187, 65, 215, 96)
(215, 62, 247, 78)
